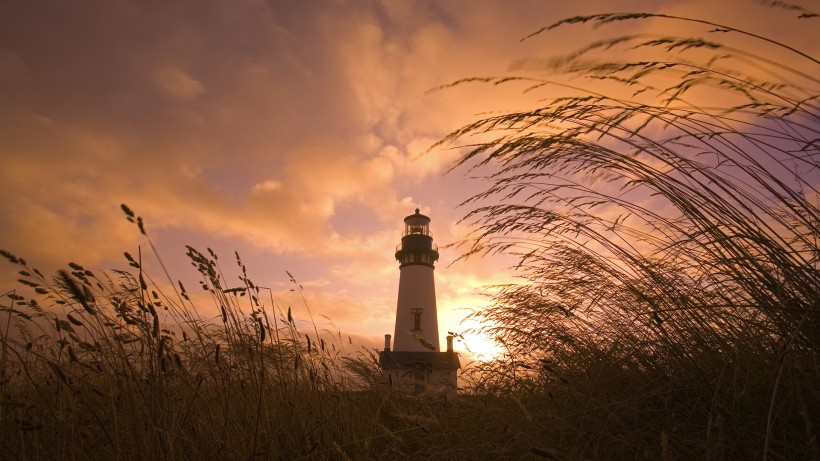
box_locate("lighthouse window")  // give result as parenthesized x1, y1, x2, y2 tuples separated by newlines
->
(405, 223, 429, 236)
(412, 308, 422, 331)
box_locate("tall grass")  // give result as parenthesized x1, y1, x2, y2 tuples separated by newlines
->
(0, 206, 600, 460)
(4, 205, 586, 460)
(442, 6, 818, 460)
(0, 206, 457, 460)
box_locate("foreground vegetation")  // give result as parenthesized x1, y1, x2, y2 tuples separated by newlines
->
(4, 206, 592, 460)
(0, 208, 598, 461)
(2, 5, 818, 461)
(442, 5, 819, 461)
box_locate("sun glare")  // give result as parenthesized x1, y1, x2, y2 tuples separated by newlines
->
(461, 332, 503, 361)
(454, 319, 504, 361)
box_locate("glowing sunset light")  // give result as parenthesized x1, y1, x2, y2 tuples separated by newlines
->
(457, 323, 505, 361)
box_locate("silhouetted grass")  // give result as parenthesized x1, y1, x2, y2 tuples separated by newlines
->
(441, 5, 818, 461)
(2, 205, 466, 459)
(2, 206, 562, 460)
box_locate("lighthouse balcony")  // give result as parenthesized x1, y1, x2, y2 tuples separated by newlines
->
(396, 242, 438, 253)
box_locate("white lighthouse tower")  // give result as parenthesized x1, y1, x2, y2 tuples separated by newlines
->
(393, 209, 440, 351)
(381, 209, 460, 395)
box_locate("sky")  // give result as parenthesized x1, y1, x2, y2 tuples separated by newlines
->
(1, 0, 817, 357)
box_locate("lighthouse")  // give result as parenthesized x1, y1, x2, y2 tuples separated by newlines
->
(393, 209, 440, 351)
(380, 209, 460, 395)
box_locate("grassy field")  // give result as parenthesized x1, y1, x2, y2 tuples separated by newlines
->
(0, 224, 613, 461)
(2, 232, 816, 460)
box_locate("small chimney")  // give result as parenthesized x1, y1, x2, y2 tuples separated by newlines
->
(446, 335, 454, 352)
(384, 334, 392, 352)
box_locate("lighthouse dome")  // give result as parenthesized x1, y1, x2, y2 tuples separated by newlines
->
(396, 208, 438, 267)
(403, 208, 431, 236)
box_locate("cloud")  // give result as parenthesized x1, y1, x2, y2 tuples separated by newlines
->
(0, 50, 25, 80)
(252, 179, 283, 192)
(151, 65, 205, 99)
(4, 0, 811, 344)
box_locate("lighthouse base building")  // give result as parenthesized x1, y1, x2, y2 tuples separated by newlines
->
(380, 209, 460, 396)
(380, 335, 460, 396)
